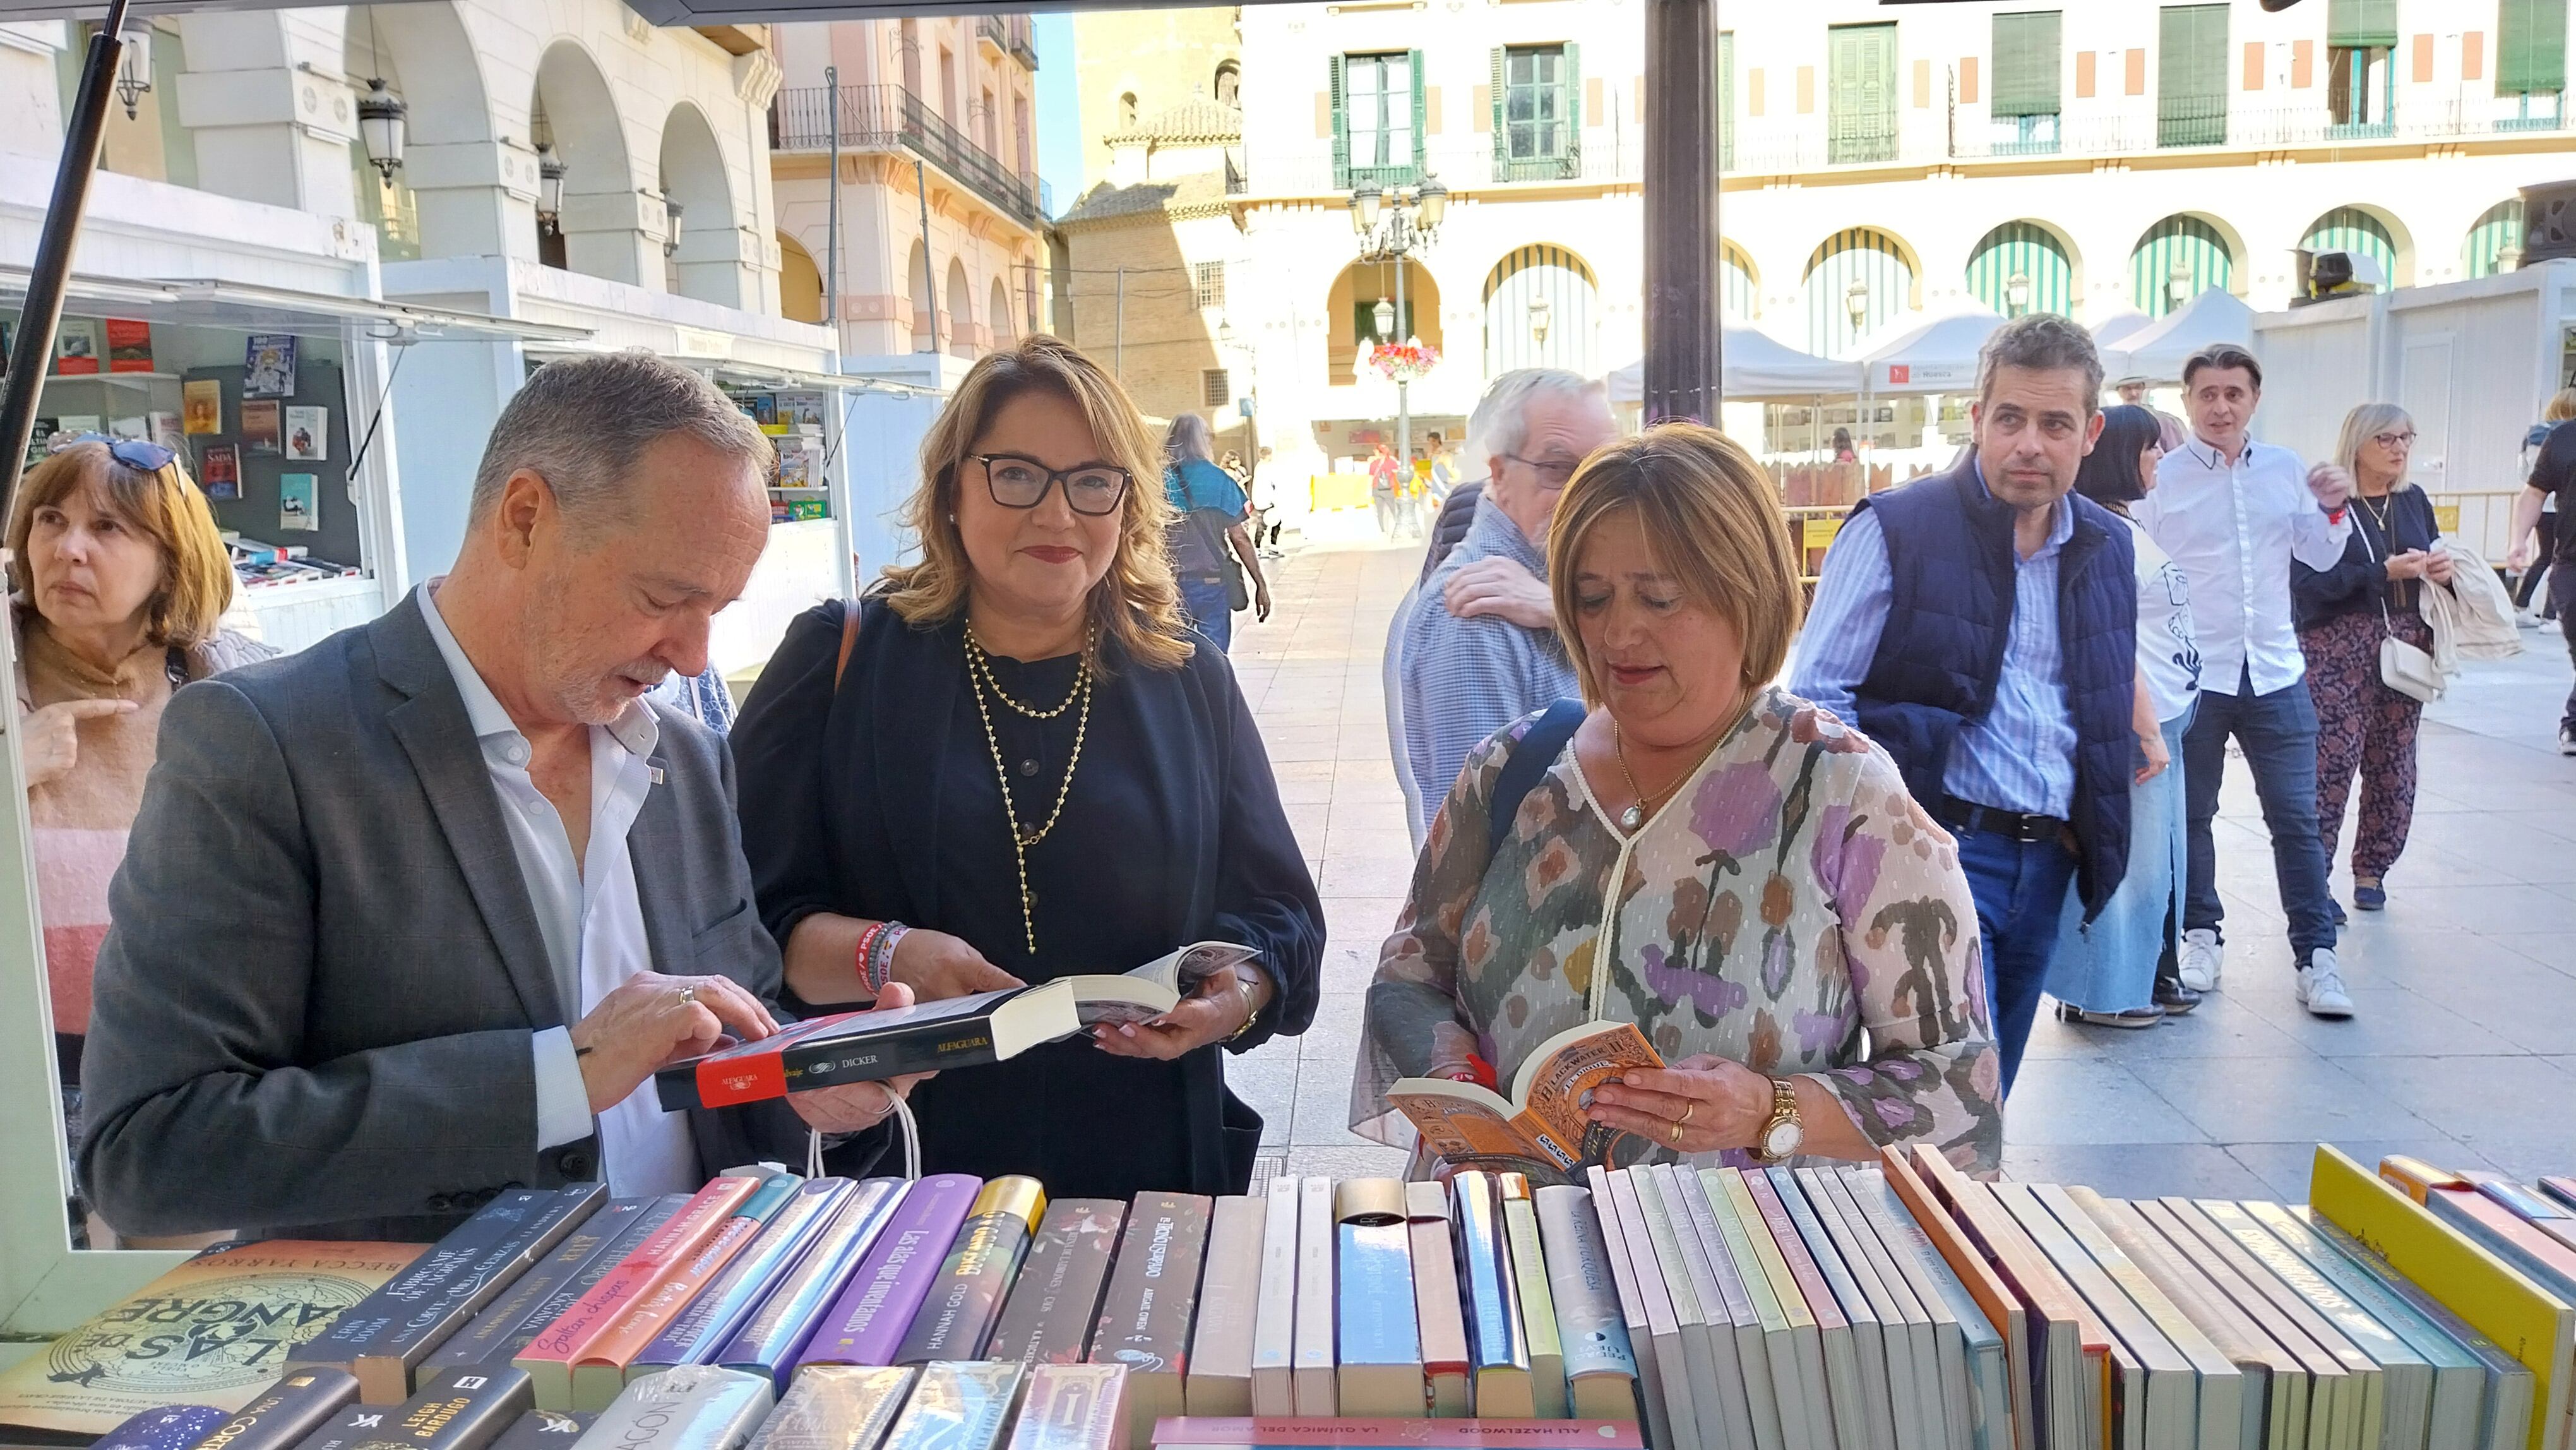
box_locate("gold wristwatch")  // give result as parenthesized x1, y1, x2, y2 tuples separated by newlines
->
(1753, 1077, 1804, 1163)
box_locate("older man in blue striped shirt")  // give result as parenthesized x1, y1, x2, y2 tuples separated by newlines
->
(1791, 315, 2140, 1097)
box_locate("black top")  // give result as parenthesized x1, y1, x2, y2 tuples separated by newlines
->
(2292, 482, 2440, 630)
(2529, 420, 2576, 567)
(729, 601, 1324, 1200)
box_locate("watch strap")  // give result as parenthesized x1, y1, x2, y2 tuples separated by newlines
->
(1755, 1076, 1803, 1163)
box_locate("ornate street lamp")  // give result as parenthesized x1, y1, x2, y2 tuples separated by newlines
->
(2006, 270, 2032, 317)
(358, 78, 408, 181)
(1351, 179, 1446, 468)
(112, 21, 151, 121)
(1529, 295, 1553, 347)
(1372, 296, 1397, 338)
(1844, 277, 1870, 337)
(537, 145, 566, 235)
(2168, 255, 2195, 309)
(662, 194, 686, 258)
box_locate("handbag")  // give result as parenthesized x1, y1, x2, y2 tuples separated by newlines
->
(2354, 504, 2445, 703)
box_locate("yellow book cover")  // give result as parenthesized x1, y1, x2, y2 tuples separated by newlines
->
(0, 1241, 426, 1441)
(2310, 1144, 2575, 1450)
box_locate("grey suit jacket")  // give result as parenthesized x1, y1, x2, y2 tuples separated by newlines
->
(80, 594, 813, 1242)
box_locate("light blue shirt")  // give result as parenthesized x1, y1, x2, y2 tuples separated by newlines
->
(1789, 474, 2080, 819)
(1399, 495, 1580, 801)
(416, 582, 700, 1197)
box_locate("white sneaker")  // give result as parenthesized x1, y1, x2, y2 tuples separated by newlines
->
(2297, 950, 2356, 1019)
(2178, 928, 2222, 993)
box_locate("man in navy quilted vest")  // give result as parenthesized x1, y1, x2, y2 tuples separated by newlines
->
(1792, 314, 2140, 1098)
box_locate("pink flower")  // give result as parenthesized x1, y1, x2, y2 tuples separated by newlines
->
(1690, 762, 1784, 863)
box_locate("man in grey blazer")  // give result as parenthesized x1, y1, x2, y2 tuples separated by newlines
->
(81, 354, 917, 1242)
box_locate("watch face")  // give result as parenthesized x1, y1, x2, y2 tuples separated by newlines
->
(1763, 1120, 1803, 1159)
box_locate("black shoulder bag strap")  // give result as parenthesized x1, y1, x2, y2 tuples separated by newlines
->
(1486, 698, 1588, 860)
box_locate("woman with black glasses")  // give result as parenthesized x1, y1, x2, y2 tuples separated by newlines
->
(729, 337, 1322, 1199)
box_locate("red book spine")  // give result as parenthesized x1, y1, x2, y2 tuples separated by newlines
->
(684, 1014, 864, 1108)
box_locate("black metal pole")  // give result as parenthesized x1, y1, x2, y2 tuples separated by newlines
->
(1640, 0, 1719, 424)
(0, 1, 129, 516)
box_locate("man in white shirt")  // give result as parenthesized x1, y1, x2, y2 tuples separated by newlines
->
(2133, 345, 2358, 1019)
(84, 354, 919, 1240)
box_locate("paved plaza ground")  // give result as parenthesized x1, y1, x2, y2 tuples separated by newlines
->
(1225, 534, 2576, 1198)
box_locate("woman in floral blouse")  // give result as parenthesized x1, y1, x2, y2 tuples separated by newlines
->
(1351, 423, 2002, 1174)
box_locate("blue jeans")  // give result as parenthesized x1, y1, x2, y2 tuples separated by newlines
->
(1179, 576, 1232, 652)
(1956, 825, 2077, 1099)
(2183, 673, 2337, 963)
(2046, 703, 2193, 1014)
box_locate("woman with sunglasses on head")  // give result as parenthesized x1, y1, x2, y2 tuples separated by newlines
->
(2293, 404, 2448, 914)
(729, 338, 1322, 1200)
(11, 438, 272, 1245)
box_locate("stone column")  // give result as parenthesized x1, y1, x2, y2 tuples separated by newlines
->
(174, 11, 358, 220)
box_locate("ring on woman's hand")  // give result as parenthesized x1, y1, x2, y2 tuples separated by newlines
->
(1668, 1120, 1683, 1146)
(675, 985, 696, 1008)
(1678, 1101, 1693, 1126)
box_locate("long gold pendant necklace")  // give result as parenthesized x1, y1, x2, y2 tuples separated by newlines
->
(1609, 695, 1754, 832)
(963, 623, 1096, 954)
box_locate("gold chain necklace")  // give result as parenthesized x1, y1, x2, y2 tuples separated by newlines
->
(1609, 696, 1753, 833)
(2356, 488, 2396, 536)
(963, 625, 1096, 953)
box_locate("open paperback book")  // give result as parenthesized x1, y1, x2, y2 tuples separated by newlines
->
(1061, 942, 1261, 1026)
(1385, 1021, 1664, 1179)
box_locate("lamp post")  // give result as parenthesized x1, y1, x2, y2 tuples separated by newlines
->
(1844, 277, 1870, 350)
(1529, 295, 1553, 349)
(112, 19, 150, 121)
(357, 78, 408, 181)
(536, 144, 566, 235)
(2168, 255, 2194, 311)
(1351, 177, 1446, 471)
(2005, 270, 2032, 317)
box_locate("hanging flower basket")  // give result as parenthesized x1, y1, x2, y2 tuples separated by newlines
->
(1367, 338, 1440, 383)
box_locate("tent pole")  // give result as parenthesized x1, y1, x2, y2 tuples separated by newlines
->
(0, 1, 130, 513)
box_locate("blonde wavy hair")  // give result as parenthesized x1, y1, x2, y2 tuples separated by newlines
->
(2544, 387, 2576, 424)
(1546, 422, 1804, 706)
(8, 441, 234, 649)
(2334, 402, 2414, 488)
(880, 336, 1191, 671)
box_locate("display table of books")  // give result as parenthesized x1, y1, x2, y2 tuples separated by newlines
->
(5, 1145, 2573, 1450)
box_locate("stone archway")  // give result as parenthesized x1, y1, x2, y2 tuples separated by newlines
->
(533, 39, 640, 284)
(946, 257, 975, 357)
(1803, 227, 1918, 357)
(345, 3, 498, 260)
(779, 232, 824, 324)
(1481, 243, 1598, 380)
(659, 102, 740, 306)
(989, 277, 1015, 348)
(1325, 256, 1442, 388)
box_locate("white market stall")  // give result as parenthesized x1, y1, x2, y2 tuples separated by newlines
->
(2101, 288, 2258, 384)
(1607, 325, 1864, 403)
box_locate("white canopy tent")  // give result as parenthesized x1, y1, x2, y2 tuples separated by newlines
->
(1854, 305, 2008, 394)
(1607, 325, 1863, 403)
(2102, 289, 2257, 383)
(2092, 309, 2156, 364)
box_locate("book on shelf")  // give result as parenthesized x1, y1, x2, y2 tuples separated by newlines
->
(423, 1199, 666, 1377)
(2542, 1181, 2576, 1218)
(0, 1240, 426, 1442)
(92, 1406, 227, 1450)
(1845, 1169, 1987, 1450)
(1145, 1420, 1647, 1448)
(1291, 1178, 1337, 1420)
(1330, 1180, 1422, 1420)
(1187, 1196, 1268, 1417)
(896, 1177, 1049, 1366)
(514, 1176, 766, 1410)
(1770, 1166, 1893, 1450)
(1880, 1151, 2030, 1450)
(1061, 943, 1262, 1027)
(1633, 1167, 1731, 1450)
(1592, 1165, 1685, 1450)
(481, 1410, 590, 1450)
(2071, 1188, 2287, 1450)
(717, 1179, 913, 1389)
(187, 1367, 361, 1450)
(1804, 1169, 1935, 1450)
(1533, 1182, 1641, 1425)
(2460, 1174, 2576, 1260)
(1709, 1168, 1824, 1450)
(2141, 1197, 2369, 1450)
(1495, 1175, 1566, 1420)
(881, 1362, 1023, 1450)
(1385, 1022, 1663, 1178)
(1404, 1182, 1472, 1419)
(2035, 1185, 2245, 1450)
(799, 1175, 986, 1372)
(1905, 1146, 2101, 1450)
(1251, 1177, 1303, 1419)
(1011, 1365, 1131, 1450)
(993, 1199, 1130, 1374)
(1090, 1193, 1215, 1449)
(655, 983, 1078, 1110)
(743, 1365, 914, 1450)
(1452, 1171, 1534, 1419)
(294, 1365, 536, 1450)
(2291, 1203, 2539, 1450)
(585, 1365, 773, 1450)
(1674, 1166, 1780, 1450)
(573, 1174, 802, 1407)
(633, 1179, 859, 1378)
(1993, 1182, 2195, 1450)
(1748, 1166, 1869, 1450)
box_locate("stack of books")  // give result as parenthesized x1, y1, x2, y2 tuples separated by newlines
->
(6, 1147, 2572, 1450)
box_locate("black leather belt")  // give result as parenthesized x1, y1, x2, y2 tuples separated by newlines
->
(1936, 796, 2069, 845)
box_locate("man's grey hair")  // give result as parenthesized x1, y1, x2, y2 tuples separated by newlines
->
(1165, 411, 1215, 466)
(1977, 313, 2104, 416)
(1467, 367, 1599, 467)
(469, 351, 775, 529)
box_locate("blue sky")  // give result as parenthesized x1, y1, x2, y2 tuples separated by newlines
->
(1035, 13, 1083, 215)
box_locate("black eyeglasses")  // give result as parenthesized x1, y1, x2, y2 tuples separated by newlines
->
(2371, 431, 2418, 449)
(61, 433, 177, 475)
(1503, 452, 1581, 489)
(972, 453, 1131, 517)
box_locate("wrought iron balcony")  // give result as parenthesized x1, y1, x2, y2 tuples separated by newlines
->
(772, 83, 1041, 227)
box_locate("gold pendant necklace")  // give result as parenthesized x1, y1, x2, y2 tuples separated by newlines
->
(1609, 694, 1755, 832)
(963, 625, 1097, 954)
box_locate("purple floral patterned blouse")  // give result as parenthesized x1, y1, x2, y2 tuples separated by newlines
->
(1349, 686, 2003, 1175)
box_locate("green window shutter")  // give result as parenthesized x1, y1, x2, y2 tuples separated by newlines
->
(1410, 48, 1426, 173)
(1992, 11, 2062, 117)
(1565, 41, 1582, 132)
(1490, 46, 1506, 179)
(1330, 55, 1350, 187)
(2501, 0, 2570, 95)
(2159, 4, 2229, 143)
(1827, 22, 1897, 162)
(2326, 0, 2398, 49)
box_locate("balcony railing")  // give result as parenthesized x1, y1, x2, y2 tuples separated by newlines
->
(974, 14, 1038, 70)
(772, 83, 1041, 226)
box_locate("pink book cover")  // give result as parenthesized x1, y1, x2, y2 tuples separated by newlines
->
(516, 1176, 763, 1367)
(795, 1173, 984, 1369)
(1741, 1171, 1848, 1330)
(1148, 1418, 1645, 1447)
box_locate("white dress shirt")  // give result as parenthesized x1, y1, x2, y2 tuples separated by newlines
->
(418, 582, 700, 1197)
(2134, 435, 2352, 697)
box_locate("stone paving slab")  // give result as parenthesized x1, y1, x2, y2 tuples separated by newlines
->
(1227, 538, 2576, 1190)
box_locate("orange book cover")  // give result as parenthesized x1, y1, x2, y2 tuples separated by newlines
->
(512, 1176, 761, 1408)
(1881, 1148, 2035, 1450)
(1904, 1147, 2111, 1444)
(0, 1242, 424, 1439)
(568, 1207, 773, 1406)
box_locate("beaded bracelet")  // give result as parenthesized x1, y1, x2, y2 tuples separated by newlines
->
(868, 922, 910, 995)
(853, 921, 888, 991)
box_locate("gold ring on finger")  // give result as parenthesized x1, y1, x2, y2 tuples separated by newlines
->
(1678, 1101, 1693, 1126)
(1669, 1120, 1683, 1146)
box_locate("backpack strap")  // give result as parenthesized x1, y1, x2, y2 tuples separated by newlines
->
(833, 599, 863, 690)
(1486, 698, 1588, 861)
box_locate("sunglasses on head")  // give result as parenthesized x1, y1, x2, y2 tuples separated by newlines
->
(61, 433, 177, 475)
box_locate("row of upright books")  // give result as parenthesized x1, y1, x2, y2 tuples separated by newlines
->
(6, 1145, 2576, 1450)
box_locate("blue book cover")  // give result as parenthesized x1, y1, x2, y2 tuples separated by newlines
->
(631, 1178, 854, 1375)
(93, 1405, 227, 1450)
(1336, 1221, 1422, 1368)
(1452, 1175, 1527, 1375)
(713, 1178, 909, 1387)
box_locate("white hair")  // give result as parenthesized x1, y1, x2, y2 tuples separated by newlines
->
(1164, 412, 1215, 465)
(1467, 368, 1599, 468)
